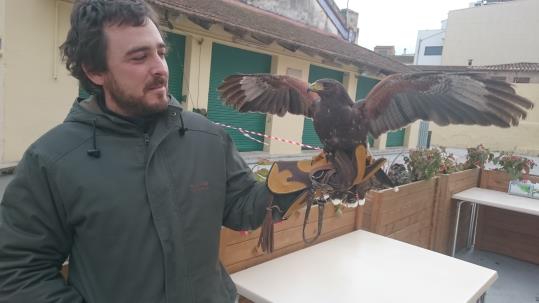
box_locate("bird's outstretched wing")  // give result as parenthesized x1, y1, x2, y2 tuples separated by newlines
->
(357, 72, 534, 138)
(218, 74, 320, 117)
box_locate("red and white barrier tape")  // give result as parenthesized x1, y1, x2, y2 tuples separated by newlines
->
(214, 122, 322, 150)
(239, 130, 268, 146)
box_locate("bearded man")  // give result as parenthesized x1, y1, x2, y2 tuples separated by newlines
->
(0, 1, 300, 302)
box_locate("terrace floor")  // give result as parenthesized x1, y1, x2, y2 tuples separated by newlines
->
(456, 249, 539, 303)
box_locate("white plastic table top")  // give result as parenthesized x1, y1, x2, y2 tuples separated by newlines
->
(231, 230, 497, 303)
(452, 187, 539, 216)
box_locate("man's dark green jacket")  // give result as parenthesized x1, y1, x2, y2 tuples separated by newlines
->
(0, 97, 272, 302)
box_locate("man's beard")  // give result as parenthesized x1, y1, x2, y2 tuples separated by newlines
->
(105, 74, 169, 117)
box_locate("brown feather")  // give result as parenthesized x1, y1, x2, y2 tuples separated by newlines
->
(362, 72, 534, 137)
(218, 74, 319, 117)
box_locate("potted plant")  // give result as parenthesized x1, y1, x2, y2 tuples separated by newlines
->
(404, 148, 443, 181)
(403, 147, 463, 182)
(464, 144, 493, 169)
(492, 152, 537, 197)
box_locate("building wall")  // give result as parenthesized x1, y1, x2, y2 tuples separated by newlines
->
(0, 0, 6, 162)
(430, 84, 539, 155)
(265, 55, 311, 154)
(3, 0, 77, 162)
(442, 0, 539, 66)
(1, 1, 415, 162)
(240, 0, 340, 36)
(414, 29, 445, 65)
(483, 70, 539, 84)
(167, 14, 362, 155)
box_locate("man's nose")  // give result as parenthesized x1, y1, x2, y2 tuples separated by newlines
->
(150, 54, 168, 76)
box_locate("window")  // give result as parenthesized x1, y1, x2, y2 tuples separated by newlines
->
(491, 76, 506, 81)
(424, 46, 443, 56)
(513, 77, 530, 83)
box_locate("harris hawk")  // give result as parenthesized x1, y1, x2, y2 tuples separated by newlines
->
(217, 72, 534, 188)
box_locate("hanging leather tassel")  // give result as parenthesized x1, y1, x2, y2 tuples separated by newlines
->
(257, 195, 277, 253)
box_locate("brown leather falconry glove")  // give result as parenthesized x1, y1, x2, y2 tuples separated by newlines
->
(258, 144, 388, 253)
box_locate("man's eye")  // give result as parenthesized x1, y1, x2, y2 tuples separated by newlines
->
(132, 55, 146, 61)
(159, 48, 168, 58)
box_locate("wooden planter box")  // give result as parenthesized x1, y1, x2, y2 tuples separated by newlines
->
(220, 168, 484, 275)
(476, 170, 539, 264)
(359, 168, 480, 254)
(432, 168, 480, 255)
(220, 204, 359, 273)
(359, 178, 439, 249)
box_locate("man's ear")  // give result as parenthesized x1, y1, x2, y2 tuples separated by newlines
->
(82, 64, 105, 86)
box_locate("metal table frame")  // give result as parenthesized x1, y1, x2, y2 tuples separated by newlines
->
(452, 199, 481, 256)
(451, 187, 539, 257)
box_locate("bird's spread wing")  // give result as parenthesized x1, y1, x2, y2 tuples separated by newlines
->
(358, 72, 534, 138)
(218, 74, 320, 117)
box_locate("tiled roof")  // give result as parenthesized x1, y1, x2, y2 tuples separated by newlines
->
(416, 63, 539, 73)
(393, 55, 414, 65)
(471, 62, 539, 72)
(150, 0, 414, 74)
(415, 65, 470, 72)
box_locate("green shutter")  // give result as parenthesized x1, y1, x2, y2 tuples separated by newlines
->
(302, 65, 344, 149)
(355, 76, 379, 100)
(355, 75, 380, 147)
(356, 75, 406, 147)
(207, 43, 271, 152)
(165, 33, 185, 101)
(386, 128, 405, 147)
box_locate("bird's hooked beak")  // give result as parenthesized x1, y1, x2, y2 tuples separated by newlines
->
(307, 81, 324, 93)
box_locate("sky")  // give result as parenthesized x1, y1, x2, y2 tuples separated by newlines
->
(333, 0, 474, 55)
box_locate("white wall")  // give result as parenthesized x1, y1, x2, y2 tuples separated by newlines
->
(0, 0, 6, 161)
(443, 0, 539, 66)
(414, 29, 445, 65)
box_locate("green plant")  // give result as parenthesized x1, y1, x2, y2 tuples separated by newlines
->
(404, 147, 464, 181)
(404, 148, 443, 181)
(492, 152, 536, 180)
(439, 149, 463, 174)
(464, 144, 493, 169)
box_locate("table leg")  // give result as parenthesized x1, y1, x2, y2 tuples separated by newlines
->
(467, 203, 477, 249)
(451, 200, 466, 256)
(476, 292, 486, 303)
(471, 204, 480, 249)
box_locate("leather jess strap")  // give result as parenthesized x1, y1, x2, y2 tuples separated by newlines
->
(259, 145, 386, 253)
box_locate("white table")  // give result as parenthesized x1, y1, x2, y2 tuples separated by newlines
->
(231, 230, 497, 303)
(451, 187, 539, 256)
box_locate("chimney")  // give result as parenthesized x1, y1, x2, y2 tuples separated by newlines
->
(340, 8, 359, 43)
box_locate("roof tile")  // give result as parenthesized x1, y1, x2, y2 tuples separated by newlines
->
(151, 0, 414, 74)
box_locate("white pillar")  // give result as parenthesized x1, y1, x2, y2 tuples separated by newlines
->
(373, 134, 387, 151)
(404, 121, 421, 149)
(343, 71, 358, 101)
(182, 35, 212, 111)
(263, 54, 309, 155)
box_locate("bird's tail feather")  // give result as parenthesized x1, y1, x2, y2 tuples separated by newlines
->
(333, 150, 355, 189)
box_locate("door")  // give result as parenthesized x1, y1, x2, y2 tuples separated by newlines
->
(207, 43, 271, 151)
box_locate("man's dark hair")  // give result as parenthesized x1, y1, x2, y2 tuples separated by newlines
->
(60, 0, 162, 95)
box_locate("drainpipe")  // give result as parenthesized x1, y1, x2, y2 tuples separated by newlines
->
(317, 0, 350, 40)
